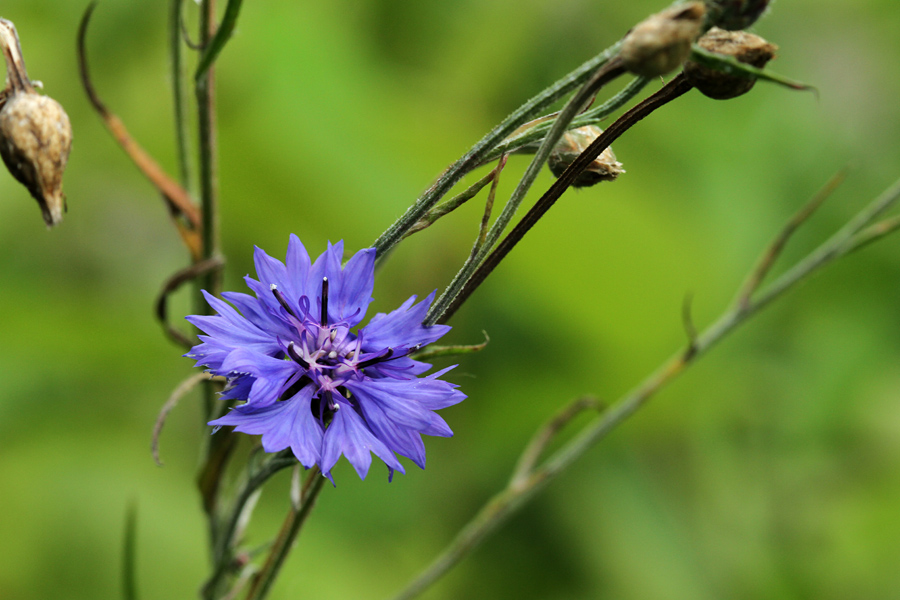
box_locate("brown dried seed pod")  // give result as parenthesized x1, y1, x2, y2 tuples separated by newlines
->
(684, 27, 778, 99)
(548, 126, 624, 188)
(0, 17, 72, 227)
(0, 91, 72, 226)
(620, 2, 706, 77)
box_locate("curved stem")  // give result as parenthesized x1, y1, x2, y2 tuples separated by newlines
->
(170, 0, 193, 191)
(195, 0, 222, 419)
(0, 18, 34, 93)
(390, 174, 900, 600)
(244, 470, 327, 600)
(372, 41, 623, 260)
(202, 452, 297, 600)
(478, 75, 650, 167)
(431, 74, 694, 325)
(195, 0, 245, 80)
(425, 60, 630, 324)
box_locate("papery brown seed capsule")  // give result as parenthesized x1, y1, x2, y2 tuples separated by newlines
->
(684, 27, 777, 99)
(621, 2, 706, 77)
(0, 92, 72, 226)
(0, 17, 72, 227)
(548, 125, 624, 188)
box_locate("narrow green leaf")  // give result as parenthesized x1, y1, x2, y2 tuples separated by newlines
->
(412, 333, 490, 361)
(122, 502, 138, 600)
(689, 45, 817, 94)
(194, 0, 244, 80)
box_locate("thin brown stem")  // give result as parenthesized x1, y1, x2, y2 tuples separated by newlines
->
(472, 154, 508, 258)
(152, 371, 217, 466)
(404, 167, 500, 237)
(389, 174, 900, 600)
(436, 74, 694, 325)
(77, 4, 202, 247)
(155, 256, 225, 348)
(0, 18, 34, 93)
(425, 58, 629, 324)
(681, 293, 699, 360)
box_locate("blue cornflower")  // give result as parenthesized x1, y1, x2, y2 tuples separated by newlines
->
(186, 235, 465, 481)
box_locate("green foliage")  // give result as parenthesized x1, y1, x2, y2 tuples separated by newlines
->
(1, 1, 900, 599)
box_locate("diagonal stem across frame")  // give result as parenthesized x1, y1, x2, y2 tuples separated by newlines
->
(389, 174, 900, 600)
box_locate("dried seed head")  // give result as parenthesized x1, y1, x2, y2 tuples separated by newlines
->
(621, 2, 706, 77)
(548, 126, 624, 188)
(704, 0, 771, 31)
(0, 91, 72, 226)
(684, 28, 777, 99)
(0, 17, 72, 227)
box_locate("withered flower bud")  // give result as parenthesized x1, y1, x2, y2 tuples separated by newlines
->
(548, 126, 624, 188)
(704, 0, 771, 31)
(684, 27, 777, 99)
(620, 3, 706, 77)
(0, 18, 72, 227)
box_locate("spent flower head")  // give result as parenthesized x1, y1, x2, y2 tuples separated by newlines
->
(187, 236, 465, 481)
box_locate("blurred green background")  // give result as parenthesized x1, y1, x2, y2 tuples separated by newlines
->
(2, 1, 900, 598)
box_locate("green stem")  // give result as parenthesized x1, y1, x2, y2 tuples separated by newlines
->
(389, 175, 900, 600)
(426, 59, 626, 324)
(169, 0, 192, 190)
(195, 0, 245, 80)
(404, 168, 499, 238)
(196, 0, 221, 418)
(202, 453, 296, 600)
(122, 502, 138, 600)
(478, 75, 650, 165)
(244, 472, 327, 600)
(689, 45, 815, 93)
(371, 41, 623, 260)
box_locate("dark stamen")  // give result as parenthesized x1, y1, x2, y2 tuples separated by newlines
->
(270, 285, 298, 319)
(286, 342, 310, 369)
(320, 277, 329, 326)
(357, 344, 424, 370)
(326, 391, 339, 412)
(357, 348, 394, 370)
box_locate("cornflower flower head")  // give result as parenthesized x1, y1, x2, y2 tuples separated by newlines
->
(186, 235, 465, 482)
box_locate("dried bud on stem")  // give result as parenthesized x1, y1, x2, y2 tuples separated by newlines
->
(621, 2, 706, 77)
(704, 0, 771, 31)
(684, 28, 777, 99)
(0, 18, 72, 227)
(548, 126, 624, 187)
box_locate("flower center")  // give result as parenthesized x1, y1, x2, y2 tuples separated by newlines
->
(270, 280, 420, 411)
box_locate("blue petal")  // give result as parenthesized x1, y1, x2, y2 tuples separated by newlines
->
(220, 348, 299, 407)
(221, 291, 295, 341)
(220, 374, 255, 401)
(243, 275, 298, 325)
(209, 385, 322, 467)
(285, 234, 312, 298)
(253, 245, 293, 299)
(345, 379, 442, 432)
(187, 291, 280, 356)
(333, 247, 375, 326)
(356, 396, 427, 468)
(366, 356, 432, 379)
(348, 373, 465, 414)
(361, 291, 451, 351)
(308, 241, 344, 323)
(210, 401, 294, 452)
(287, 386, 325, 468)
(320, 404, 405, 480)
